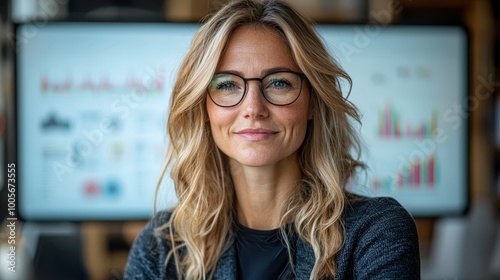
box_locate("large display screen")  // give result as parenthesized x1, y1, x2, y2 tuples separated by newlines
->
(317, 25, 468, 216)
(15, 22, 468, 220)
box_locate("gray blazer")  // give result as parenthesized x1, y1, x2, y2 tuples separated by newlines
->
(125, 196, 420, 279)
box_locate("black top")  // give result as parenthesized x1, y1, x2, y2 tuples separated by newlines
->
(234, 222, 295, 280)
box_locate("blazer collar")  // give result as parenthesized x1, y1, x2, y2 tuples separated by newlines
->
(213, 243, 237, 280)
(295, 237, 315, 279)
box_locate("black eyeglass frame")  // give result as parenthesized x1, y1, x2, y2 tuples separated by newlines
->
(207, 70, 308, 107)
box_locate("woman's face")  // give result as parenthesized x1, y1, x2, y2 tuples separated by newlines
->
(206, 26, 310, 168)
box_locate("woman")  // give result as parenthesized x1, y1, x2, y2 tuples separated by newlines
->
(125, 0, 420, 279)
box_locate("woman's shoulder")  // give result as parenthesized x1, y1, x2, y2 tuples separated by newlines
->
(337, 193, 420, 278)
(343, 193, 414, 225)
(148, 210, 174, 228)
(341, 193, 419, 256)
(124, 210, 174, 279)
(132, 209, 173, 250)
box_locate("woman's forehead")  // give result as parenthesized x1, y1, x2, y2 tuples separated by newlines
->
(216, 25, 299, 74)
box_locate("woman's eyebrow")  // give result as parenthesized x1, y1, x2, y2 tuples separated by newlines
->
(261, 67, 294, 76)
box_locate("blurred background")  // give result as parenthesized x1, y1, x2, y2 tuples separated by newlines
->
(0, 0, 500, 279)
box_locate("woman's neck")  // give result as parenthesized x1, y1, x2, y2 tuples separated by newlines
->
(230, 154, 301, 230)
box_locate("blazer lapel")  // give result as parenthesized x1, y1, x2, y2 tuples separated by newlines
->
(295, 238, 315, 279)
(213, 242, 238, 280)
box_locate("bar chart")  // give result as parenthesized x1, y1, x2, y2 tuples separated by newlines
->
(40, 73, 165, 94)
(377, 104, 438, 139)
(371, 154, 437, 191)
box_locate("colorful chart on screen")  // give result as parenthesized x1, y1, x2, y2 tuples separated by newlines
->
(16, 23, 468, 220)
(317, 25, 468, 216)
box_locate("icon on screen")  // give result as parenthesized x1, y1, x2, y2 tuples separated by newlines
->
(105, 180, 121, 198)
(41, 112, 71, 131)
(83, 180, 100, 198)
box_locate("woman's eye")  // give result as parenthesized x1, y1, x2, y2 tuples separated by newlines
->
(216, 81, 237, 91)
(268, 79, 290, 89)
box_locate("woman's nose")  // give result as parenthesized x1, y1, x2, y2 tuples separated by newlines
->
(242, 81, 269, 119)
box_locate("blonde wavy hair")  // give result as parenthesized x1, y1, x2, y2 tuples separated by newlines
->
(157, 0, 364, 279)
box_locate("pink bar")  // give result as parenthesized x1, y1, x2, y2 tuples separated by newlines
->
(409, 168, 413, 187)
(373, 178, 379, 190)
(395, 117, 401, 138)
(386, 105, 391, 137)
(415, 161, 420, 187)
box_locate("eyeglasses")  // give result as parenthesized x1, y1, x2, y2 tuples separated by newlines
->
(207, 70, 307, 107)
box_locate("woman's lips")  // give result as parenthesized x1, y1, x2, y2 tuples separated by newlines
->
(235, 128, 278, 141)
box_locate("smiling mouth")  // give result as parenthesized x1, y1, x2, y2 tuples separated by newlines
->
(235, 129, 278, 141)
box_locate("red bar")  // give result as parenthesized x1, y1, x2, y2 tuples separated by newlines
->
(41, 77, 49, 92)
(373, 178, 379, 190)
(409, 167, 413, 187)
(386, 105, 391, 137)
(395, 117, 401, 138)
(428, 155, 434, 187)
(397, 171, 403, 188)
(415, 161, 420, 187)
